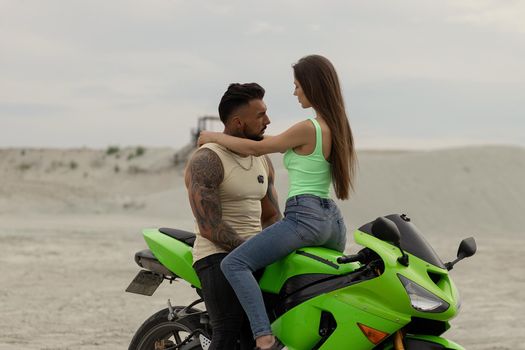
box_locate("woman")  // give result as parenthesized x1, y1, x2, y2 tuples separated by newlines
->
(198, 54, 357, 350)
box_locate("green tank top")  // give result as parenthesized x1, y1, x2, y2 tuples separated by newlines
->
(283, 118, 332, 199)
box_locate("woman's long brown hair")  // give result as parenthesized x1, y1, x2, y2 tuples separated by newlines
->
(293, 55, 357, 200)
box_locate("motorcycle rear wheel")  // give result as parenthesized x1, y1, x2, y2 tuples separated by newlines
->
(129, 306, 208, 350)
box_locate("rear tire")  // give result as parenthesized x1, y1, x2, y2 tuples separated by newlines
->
(129, 306, 209, 350)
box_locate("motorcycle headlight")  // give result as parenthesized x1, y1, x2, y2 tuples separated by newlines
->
(398, 274, 449, 313)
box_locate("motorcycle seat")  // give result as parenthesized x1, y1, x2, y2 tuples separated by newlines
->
(159, 227, 196, 247)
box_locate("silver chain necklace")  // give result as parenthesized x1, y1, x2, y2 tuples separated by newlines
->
(228, 152, 254, 171)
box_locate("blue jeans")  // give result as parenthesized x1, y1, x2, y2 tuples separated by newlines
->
(220, 194, 347, 338)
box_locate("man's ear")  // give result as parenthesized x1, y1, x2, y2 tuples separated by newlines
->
(230, 116, 243, 131)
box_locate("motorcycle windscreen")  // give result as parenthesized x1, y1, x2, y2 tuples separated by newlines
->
(359, 214, 446, 269)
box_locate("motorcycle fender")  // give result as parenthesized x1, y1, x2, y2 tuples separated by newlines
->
(404, 335, 464, 349)
(143, 229, 201, 288)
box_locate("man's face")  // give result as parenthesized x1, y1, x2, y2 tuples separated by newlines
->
(235, 99, 270, 141)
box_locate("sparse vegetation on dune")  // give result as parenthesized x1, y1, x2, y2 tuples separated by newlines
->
(127, 146, 147, 160)
(106, 145, 120, 156)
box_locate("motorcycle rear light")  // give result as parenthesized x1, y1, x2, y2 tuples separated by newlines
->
(357, 323, 389, 345)
(398, 274, 449, 313)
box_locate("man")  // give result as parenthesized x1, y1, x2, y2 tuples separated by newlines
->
(185, 83, 282, 350)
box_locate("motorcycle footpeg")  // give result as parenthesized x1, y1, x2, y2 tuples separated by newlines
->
(126, 270, 164, 296)
(200, 313, 209, 325)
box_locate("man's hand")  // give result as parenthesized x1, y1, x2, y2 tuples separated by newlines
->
(185, 148, 245, 251)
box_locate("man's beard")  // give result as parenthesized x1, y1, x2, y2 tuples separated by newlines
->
(244, 127, 265, 141)
(247, 133, 264, 141)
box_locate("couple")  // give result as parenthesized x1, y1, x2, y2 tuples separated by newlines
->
(185, 55, 357, 350)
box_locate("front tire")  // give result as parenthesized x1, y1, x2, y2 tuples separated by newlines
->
(129, 306, 209, 350)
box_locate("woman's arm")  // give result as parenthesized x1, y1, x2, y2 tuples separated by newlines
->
(198, 120, 313, 156)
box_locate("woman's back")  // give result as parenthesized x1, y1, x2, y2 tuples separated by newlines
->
(291, 117, 332, 160)
(284, 118, 332, 199)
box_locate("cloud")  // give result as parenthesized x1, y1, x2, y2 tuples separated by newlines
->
(0, 102, 68, 118)
(446, 0, 525, 33)
(246, 21, 285, 35)
(0, 0, 523, 148)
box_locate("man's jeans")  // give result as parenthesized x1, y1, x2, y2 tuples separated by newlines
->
(221, 194, 347, 338)
(194, 253, 254, 350)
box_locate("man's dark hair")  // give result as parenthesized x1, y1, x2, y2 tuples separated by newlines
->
(218, 83, 265, 123)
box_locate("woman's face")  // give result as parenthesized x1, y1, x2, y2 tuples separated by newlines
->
(293, 79, 312, 109)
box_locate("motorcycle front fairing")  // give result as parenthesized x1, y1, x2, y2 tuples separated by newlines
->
(352, 229, 460, 321)
(403, 335, 464, 349)
(268, 215, 463, 349)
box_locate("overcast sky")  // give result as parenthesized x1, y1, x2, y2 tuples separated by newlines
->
(1, 0, 524, 150)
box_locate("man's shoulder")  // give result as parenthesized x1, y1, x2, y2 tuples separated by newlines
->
(188, 145, 223, 164)
(200, 142, 227, 153)
(261, 154, 273, 166)
(192, 143, 232, 161)
(260, 154, 274, 176)
(186, 147, 224, 184)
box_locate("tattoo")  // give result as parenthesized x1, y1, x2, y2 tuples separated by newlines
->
(261, 155, 282, 228)
(186, 148, 245, 251)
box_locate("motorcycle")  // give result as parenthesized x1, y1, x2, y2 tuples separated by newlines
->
(126, 213, 476, 349)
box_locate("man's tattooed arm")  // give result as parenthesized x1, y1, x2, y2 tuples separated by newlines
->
(260, 155, 282, 228)
(185, 148, 245, 251)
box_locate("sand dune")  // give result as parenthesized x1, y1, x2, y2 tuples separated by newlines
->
(0, 145, 524, 349)
(2, 145, 524, 233)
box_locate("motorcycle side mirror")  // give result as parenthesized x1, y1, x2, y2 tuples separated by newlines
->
(445, 237, 477, 271)
(371, 217, 409, 266)
(457, 237, 477, 259)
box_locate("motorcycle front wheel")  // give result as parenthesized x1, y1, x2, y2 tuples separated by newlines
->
(129, 306, 209, 350)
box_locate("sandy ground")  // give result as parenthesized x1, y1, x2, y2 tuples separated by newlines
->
(1, 146, 524, 349)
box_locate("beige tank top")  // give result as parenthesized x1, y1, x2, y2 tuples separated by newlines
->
(192, 143, 269, 263)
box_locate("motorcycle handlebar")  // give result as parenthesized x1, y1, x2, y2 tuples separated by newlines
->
(337, 251, 366, 264)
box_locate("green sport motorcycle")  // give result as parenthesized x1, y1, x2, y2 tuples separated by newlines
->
(126, 214, 476, 350)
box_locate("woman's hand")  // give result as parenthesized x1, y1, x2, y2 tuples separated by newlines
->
(198, 131, 220, 147)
